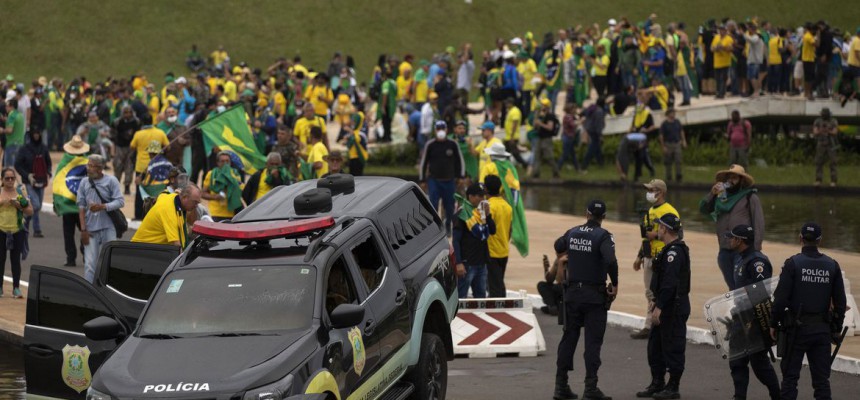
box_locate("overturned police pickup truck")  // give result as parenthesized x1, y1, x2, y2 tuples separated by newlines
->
(24, 175, 458, 400)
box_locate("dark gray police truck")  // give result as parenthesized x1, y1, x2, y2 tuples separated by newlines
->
(23, 175, 458, 400)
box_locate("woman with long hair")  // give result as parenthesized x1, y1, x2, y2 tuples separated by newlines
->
(0, 167, 33, 298)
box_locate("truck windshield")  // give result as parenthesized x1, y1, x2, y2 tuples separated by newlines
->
(139, 266, 315, 337)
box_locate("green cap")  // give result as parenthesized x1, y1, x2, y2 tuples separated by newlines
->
(164, 74, 175, 83)
(446, 46, 455, 54)
(418, 59, 430, 67)
(517, 50, 529, 59)
(4, 74, 13, 81)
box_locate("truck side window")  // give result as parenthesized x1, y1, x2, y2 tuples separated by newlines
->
(351, 235, 386, 294)
(38, 274, 113, 333)
(326, 257, 357, 316)
(106, 246, 176, 300)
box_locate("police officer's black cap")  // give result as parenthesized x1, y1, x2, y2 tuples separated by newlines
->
(656, 213, 681, 231)
(723, 224, 754, 241)
(800, 222, 822, 241)
(466, 183, 486, 197)
(587, 200, 607, 217)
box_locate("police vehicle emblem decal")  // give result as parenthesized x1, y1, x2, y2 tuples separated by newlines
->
(61, 345, 92, 393)
(348, 326, 366, 376)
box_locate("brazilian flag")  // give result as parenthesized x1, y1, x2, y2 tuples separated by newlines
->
(298, 158, 314, 181)
(53, 154, 88, 215)
(199, 106, 267, 174)
(494, 159, 529, 257)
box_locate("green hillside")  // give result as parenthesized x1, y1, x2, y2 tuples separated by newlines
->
(2, 0, 856, 85)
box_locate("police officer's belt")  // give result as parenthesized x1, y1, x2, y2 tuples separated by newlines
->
(569, 281, 605, 289)
(798, 313, 828, 325)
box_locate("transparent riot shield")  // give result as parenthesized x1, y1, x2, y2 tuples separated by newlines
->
(703, 277, 779, 361)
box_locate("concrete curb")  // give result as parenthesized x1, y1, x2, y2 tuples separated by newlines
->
(517, 291, 860, 376)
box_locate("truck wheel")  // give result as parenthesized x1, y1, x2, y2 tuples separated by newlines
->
(409, 333, 447, 400)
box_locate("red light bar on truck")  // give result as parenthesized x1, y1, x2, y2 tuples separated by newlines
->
(192, 217, 335, 241)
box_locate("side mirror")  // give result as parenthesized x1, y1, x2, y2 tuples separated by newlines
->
(83, 316, 125, 341)
(329, 304, 365, 329)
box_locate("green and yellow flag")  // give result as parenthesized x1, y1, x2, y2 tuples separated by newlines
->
(53, 154, 89, 216)
(494, 159, 529, 257)
(199, 106, 266, 174)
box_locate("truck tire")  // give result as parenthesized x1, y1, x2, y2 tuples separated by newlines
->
(409, 333, 447, 400)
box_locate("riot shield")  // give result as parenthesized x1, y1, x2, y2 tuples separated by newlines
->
(703, 277, 779, 361)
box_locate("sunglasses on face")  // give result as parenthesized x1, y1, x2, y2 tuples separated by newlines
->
(3, 176, 15, 181)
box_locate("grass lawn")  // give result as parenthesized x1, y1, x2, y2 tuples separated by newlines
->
(365, 163, 856, 188)
(3, 1, 857, 85)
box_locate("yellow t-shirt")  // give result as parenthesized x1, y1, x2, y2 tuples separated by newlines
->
(414, 79, 429, 103)
(273, 91, 287, 116)
(210, 50, 228, 66)
(0, 202, 20, 232)
(768, 37, 783, 65)
(848, 37, 860, 67)
(475, 137, 502, 174)
(307, 142, 329, 178)
(224, 80, 238, 102)
(293, 116, 327, 148)
(487, 196, 513, 258)
(645, 202, 679, 257)
(398, 61, 413, 78)
(256, 169, 273, 201)
(479, 162, 498, 183)
(504, 107, 522, 141)
(517, 59, 538, 91)
(711, 35, 734, 69)
(801, 32, 816, 62)
(203, 169, 243, 218)
(132, 193, 186, 247)
(652, 84, 669, 110)
(129, 127, 169, 172)
(148, 96, 160, 124)
(304, 85, 333, 116)
(593, 54, 610, 76)
(396, 76, 413, 101)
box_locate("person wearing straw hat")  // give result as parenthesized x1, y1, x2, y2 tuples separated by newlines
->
(54, 136, 90, 266)
(698, 164, 764, 290)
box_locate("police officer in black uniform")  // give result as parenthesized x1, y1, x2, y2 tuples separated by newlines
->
(770, 222, 847, 400)
(725, 224, 780, 400)
(635, 214, 688, 399)
(553, 200, 618, 400)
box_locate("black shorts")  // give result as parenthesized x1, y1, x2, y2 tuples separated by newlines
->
(803, 61, 816, 82)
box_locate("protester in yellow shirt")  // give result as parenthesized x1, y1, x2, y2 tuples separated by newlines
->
(849, 30, 860, 93)
(273, 82, 288, 117)
(517, 52, 538, 113)
(307, 127, 329, 178)
(210, 46, 228, 67)
(483, 175, 513, 297)
(293, 103, 327, 149)
(711, 25, 734, 98)
(242, 153, 292, 205)
(396, 69, 414, 102)
(399, 55, 414, 79)
(304, 75, 334, 118)
(129, 126, 169, 173)
(502, 99, 527, 166)
(223, 78, 238, 102)
(202, 152, 244, 221)
(473, 121, 503, 173)
(131, 185, 201, 248)
(412, 60, 430, 105)
(801, 24, 819, 99)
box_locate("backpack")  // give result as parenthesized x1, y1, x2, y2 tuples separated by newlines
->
(32, 153, 49, 188)
(369, 79, 382, 101)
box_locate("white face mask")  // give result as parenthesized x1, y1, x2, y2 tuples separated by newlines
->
(167, 116, 178, 123)
(646, 192, 658, 203)
(216, 105, 227, 114)
(435, 130, 447, 140)
(69, 93, 77, 99)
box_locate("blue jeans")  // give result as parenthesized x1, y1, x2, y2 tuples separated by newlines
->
(428, 178, 456, 235)
(717, 248, 741, 290)
(24, 184, 44, 233)
(557, 135, 580, 170)
(676, 75, 692, 104)
(84, 226, 116, 283)
(581, 134, 603, 169)
(621, 70, 636, 90)
(458, 264, 487, 299)
(767, 64, 782, 93)
(547, 89, 560, 112)
(3, 144, 20, 168)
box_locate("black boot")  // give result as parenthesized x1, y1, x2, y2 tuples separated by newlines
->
(635, 376, 665, 398)
(553, 372, 578, 400)
(582, 377, 611, 399)
(652, 372, 681, 399)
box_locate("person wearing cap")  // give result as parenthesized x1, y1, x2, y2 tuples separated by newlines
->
(698, 164, 764, 289)
(322, 150, 344, 177)
(483, 175, 512, 297)
(453, 182, 495, 300)
(3, 99, 26, 167)
(720, 224, 781, 400)
(812, 107, 838, 187)
(770, 222, 847, 400)
(711, 24, 735, 98)
(14, 126, 51, 239)
(419, 120, 463, 235)
(293, 102, 328, 151)
(473, 121, 503, 174)
(636, 213, 689, 399)
(630, 179, 679, 340)
(75, 111, 111, 157)
(552, 199, 617, 400)
(530, 98, 561, 179)
(138, 140, 174, 213)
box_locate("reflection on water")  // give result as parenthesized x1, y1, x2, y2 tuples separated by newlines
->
(524, 185, 860, 252)
(0, 343, 25, 399)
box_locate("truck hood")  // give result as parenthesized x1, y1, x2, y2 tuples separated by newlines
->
(94, 329, 317, 398)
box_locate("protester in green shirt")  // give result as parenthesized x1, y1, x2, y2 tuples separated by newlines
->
(4, 99, 26, 167)
(376, 68, 397, 143)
